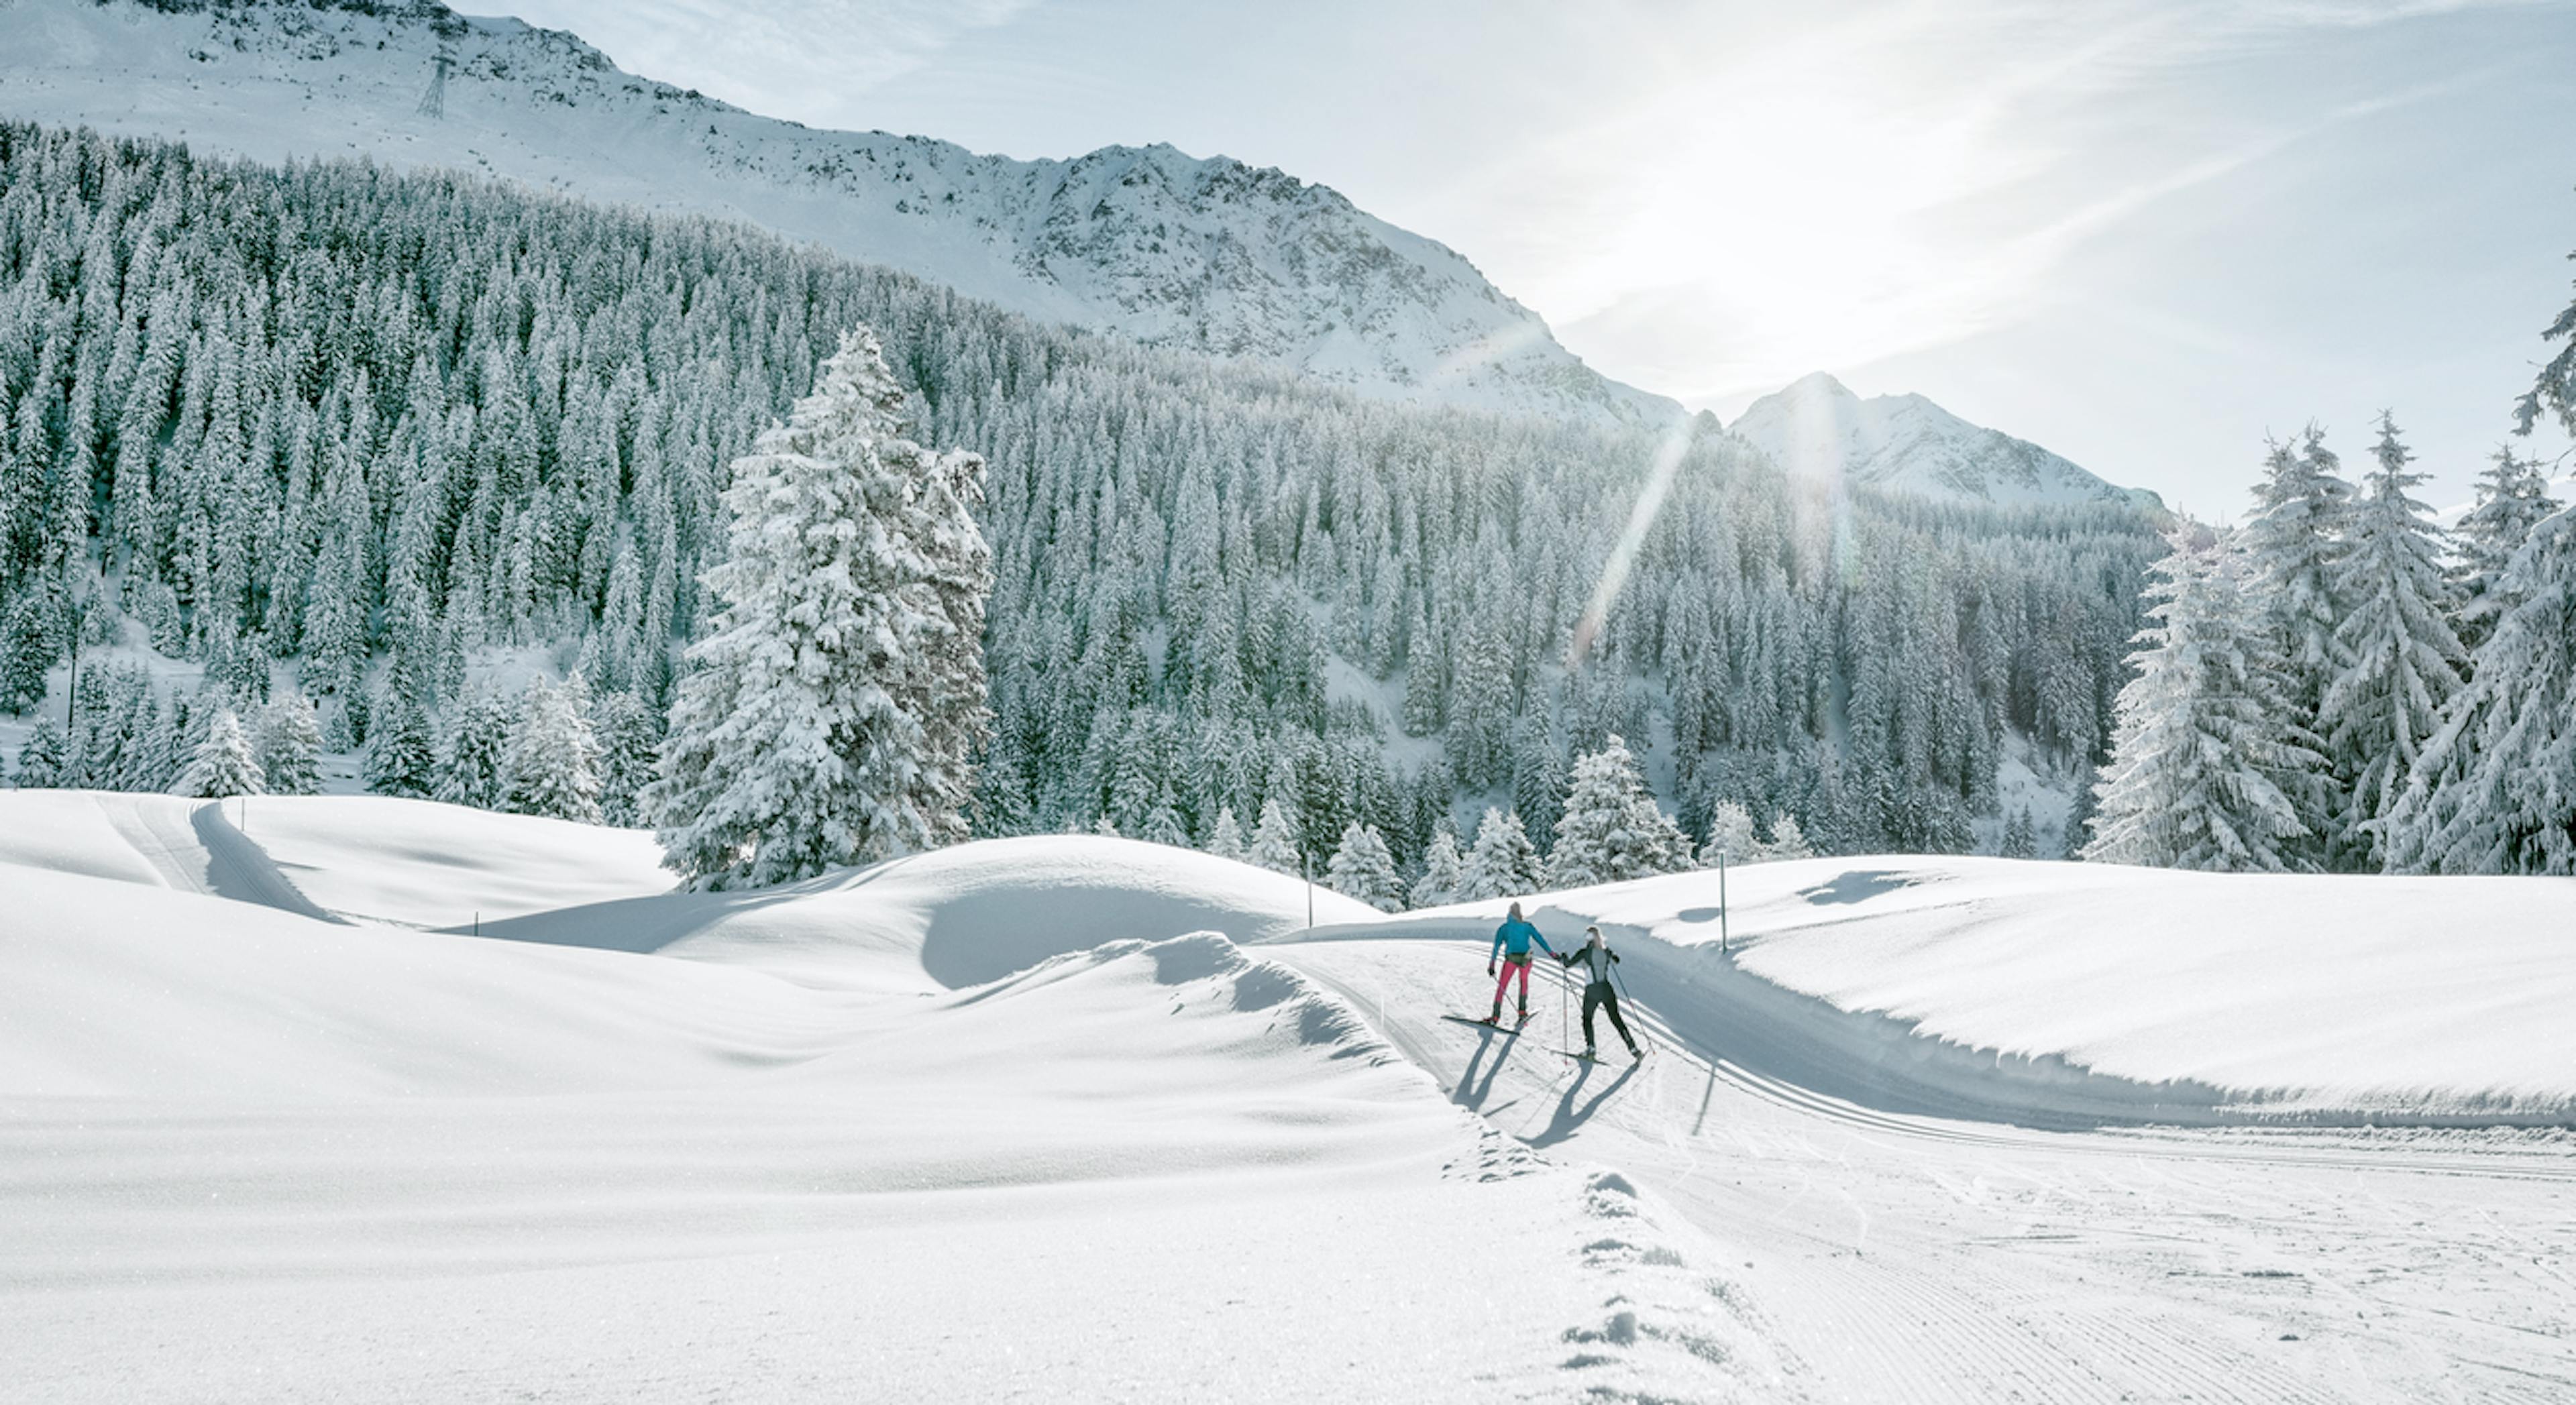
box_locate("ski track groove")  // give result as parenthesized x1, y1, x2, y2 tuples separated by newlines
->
(1273, 936, 2572, 1405)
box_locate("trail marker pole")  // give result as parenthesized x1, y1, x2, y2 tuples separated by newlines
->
(1719, 850, 1729, 956)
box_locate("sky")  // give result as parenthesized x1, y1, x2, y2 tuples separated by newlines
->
(498, 0, 2576, 517)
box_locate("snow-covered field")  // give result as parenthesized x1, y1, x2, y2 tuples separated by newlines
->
(5, 793, 2570, 1401)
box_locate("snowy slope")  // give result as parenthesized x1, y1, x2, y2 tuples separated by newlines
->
(1362, 856, 2576, 1123)
(0, 0, 1675, 429)
(0, 795, 1792, 1402)
(6, 793, 2569, 1400)
(1732, 372, 2159, 508)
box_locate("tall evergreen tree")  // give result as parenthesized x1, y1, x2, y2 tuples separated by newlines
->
(2450, 444, 2563, 650)
(2322, 414, 2464, 864)
(1698, 799, 1757, 867)
(1324, 821, 1404, 912)
(1460, 806, 1542, 900)
(1204, 805, 1247, 864)
(1410, 824, 1466, 909)
(2383, 505, 2576, 874)
(14, 716, 68, 787)
(1247, 797, 1302, 876)
(172, 708, 266, 799)
(1756, 812, 1816, 862)
(2237, 428, 2353, 850)
(363, 685, 441, 799)
(504, 677, 604, 824)
(437, 687, 517, 809)
(253, 691, 325, 796)
(588, 688, 663, 828)
(1546, 734, 1688, 887)
(647, 331, 975, 887)
(2085, 528, 2320, 871)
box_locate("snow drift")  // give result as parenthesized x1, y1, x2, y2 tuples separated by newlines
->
(0, 792, 1792, 1402)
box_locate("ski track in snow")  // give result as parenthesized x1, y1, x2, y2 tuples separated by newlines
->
(1274, 938, 2576, 1403)
(3, 799, 2570, 1401)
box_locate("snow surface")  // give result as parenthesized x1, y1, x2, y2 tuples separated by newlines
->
(0, 0, 1675, 430)
(1731, 371, 2159, 508)
(6, 792, 2570, 1400)
(1383, 856, 2576, 1122)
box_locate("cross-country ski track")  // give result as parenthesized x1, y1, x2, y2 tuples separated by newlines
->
(1267, 934, 2575, 1403)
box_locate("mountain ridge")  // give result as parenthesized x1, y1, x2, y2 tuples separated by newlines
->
(0, 0, 1680, 428)
(1730, 372, 2159, 509)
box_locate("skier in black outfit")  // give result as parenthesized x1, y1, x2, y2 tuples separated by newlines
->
(1558, 925, 1642, 1060)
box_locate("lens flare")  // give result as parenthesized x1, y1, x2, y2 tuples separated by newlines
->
(1568, 414, 1697, 669)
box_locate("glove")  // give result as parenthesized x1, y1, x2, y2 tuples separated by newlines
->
(1487, 962, 1495, 976)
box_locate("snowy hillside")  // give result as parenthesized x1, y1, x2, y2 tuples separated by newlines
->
(6, 792, 2569, 1400)
(0, 0, 1672, 429)
(1, 793, 1792, 1402)
(1733, 372, 2159, 508)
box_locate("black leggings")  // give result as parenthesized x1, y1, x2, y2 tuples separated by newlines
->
(1581, 981, 1634, 1050)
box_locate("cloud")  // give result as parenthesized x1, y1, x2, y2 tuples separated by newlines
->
(500, 0, 1038, 127)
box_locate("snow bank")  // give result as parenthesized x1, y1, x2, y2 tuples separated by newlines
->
(1368, 856, 2576, 1123)
(235, 794, 673, 928)
(485, 833, 1381, 991)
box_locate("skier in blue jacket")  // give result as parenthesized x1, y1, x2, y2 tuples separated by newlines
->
(1486, 901, 1556, 1024)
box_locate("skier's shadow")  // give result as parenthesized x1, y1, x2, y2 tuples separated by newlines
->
(1522, 1058, 1638, 1149)
(1452, 1029, 1520, 1113)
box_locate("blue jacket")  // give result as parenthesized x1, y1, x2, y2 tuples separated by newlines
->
(1492, 918, 1555, 962)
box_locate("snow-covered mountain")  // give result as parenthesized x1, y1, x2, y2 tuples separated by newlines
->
(1732, 372, 2159, 509)
(0, 0, 1675, 429)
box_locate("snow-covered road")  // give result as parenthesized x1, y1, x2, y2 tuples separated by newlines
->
(1272, 936, 2576, 1403)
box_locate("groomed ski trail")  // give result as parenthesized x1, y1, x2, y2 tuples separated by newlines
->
(1265, 935, 2576, 1404)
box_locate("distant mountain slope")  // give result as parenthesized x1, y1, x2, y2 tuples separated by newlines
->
(0, 0, 1676, 428)
(1732, 372, 2158, 509)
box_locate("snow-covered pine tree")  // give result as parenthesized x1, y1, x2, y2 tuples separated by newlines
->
(0, 592, 54, 715)
(647, 330, 970, 888)
(892, 433, 995, 848)
(1460, 805, 1542, 900)
(2237, 428, 2353, 851)
(2084, 527, 2321, 871)
(1546, 735, 1683, 887)
(363, 685, 440, 799)
(2322, 414, 2465, 864)
(1699, 799, 1757, 867)
(2450, 444, 2563, 650)
(172, 707, 265, 799)
(504, 677, 604, 825)
(588, 688, 663, 828)
(1205, 805, 1247, 863)
(253, 691, 324, 796)
(13, 715, 66, 787)
(1139, 792, 1190, 848)
(2001, 807, 2037, 858)
(1754, 813, 1816, 862)
(437, 687, 516, 810)
(2382, 504, 2576, 874)
(1324, 821, 1404, 912)
(1410, 824, 1465, 908)
(1248, 797, 1302, 875)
